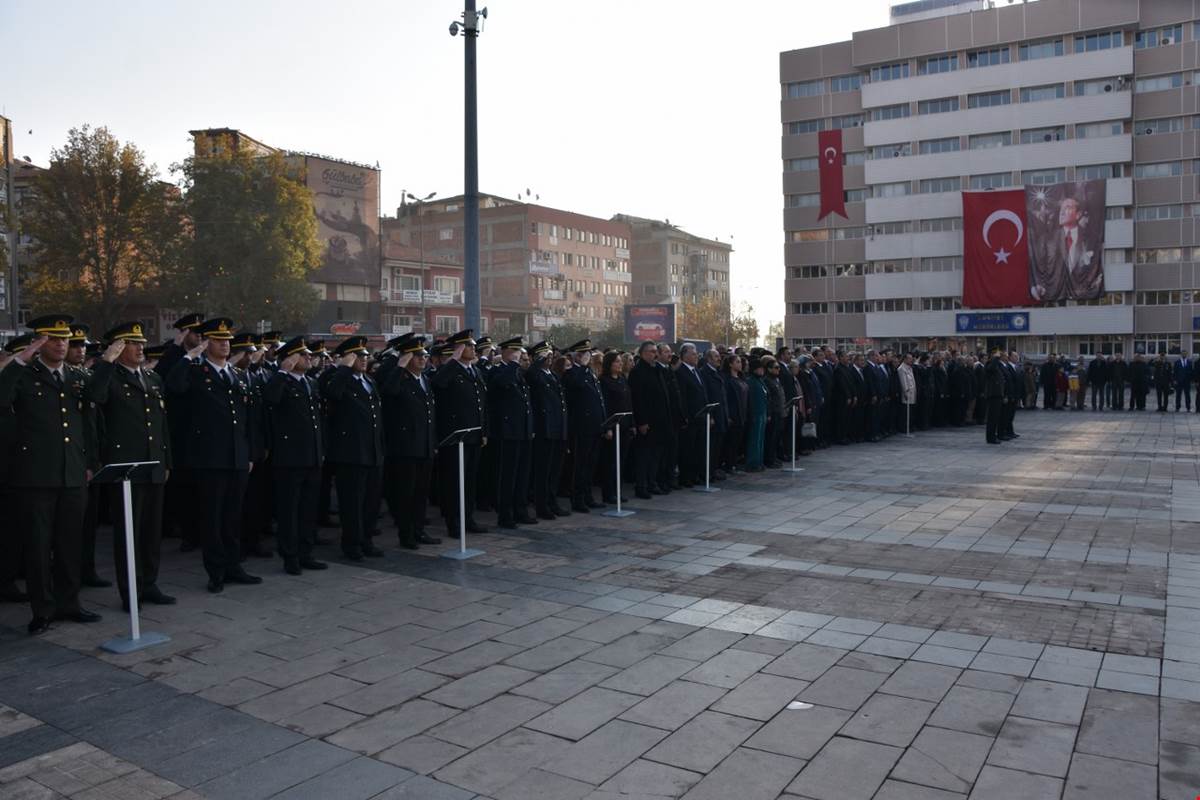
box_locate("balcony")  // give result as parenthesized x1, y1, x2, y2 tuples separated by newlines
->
(865, 178, 1133, 225)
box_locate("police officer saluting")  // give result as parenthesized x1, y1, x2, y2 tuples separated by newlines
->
(527, 341, 569, 519)
(0, 315, 110, 634)
(432, 329, 489, 534)
(488, 336, 536, 529)
(166, 317, 264, 592)
(86, 322, 176, 610)
(262, 336, 329, 575)
(381, 334, 441, 549)
(562, 340, 608, 512)
(325, 336, 385, 560)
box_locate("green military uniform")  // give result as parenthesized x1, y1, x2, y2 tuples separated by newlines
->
(0, 316, 101, 632)
(86, 321, 175, 608)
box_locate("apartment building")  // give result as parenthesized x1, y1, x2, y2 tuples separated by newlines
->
(611, 214, 732, 314)
(781, 0, 1200, 358)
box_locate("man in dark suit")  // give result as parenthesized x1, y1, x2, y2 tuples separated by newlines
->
(701, 348, 729, 480)
(382, 335, 440, 549)
(629, 341, 671, 499)
(655, 344, 683, 491)
(1087, 355, 1108, 410)
(984, 349, 1006, 444)
(261, 336, 330, 573)
(488, 337, 536, 528)
(675, 343, 708, 487)
(527, 341, 569, 519)
(562, 340, 608, 511)
(1174, 354, 1193, 412)
(1002, 351, 1022, 439)
(324, 336, 385, 560)
(432, 329, 489, 534)
(812, 349, 834, 447)
(86, 322, 176, 611)
(167, 318, 265, 592)
(0, 315, 107, 634)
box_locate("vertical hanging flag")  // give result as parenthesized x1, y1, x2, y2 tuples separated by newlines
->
(962, 189, 1035, 308)
(817, 129, 847, 221)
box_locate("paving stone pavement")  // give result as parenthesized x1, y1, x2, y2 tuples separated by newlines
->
(0, 411, 1198, 799)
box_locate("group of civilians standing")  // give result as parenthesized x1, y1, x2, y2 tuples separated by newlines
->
(1030, 352, 1200, 413)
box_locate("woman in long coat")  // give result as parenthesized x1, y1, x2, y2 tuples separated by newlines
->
(744, 357, 769, 471)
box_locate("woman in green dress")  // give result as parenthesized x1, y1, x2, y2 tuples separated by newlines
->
(745, 356, 769, 471)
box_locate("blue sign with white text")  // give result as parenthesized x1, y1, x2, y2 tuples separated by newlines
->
(955, 312, 1030, 333)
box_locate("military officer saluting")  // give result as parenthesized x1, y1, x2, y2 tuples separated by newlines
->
(157, 312, 204, 553)
(65, 323, 111, 589)
(488, 337, 536, 528)
(381, 335, 441, 549)
(527, 341, 569, 520)
(0, 314, 112, 634)
(431, 329, 489, 534)
(562, 339, 608, 512)
(232, 333, 274, 560)
(325, 336, 385, 560)
(262, 336, 329, 575)
(166, 317, 264, 592)
(85, 322, 176, 610)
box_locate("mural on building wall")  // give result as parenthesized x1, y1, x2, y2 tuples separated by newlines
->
(298, 156, 379, 287)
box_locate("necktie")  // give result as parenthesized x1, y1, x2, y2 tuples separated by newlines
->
(136, 369, 145, 392)
(1065, 231, 1073, 252)
(220, 369, 231, 387)
(52, 369, 63, 388)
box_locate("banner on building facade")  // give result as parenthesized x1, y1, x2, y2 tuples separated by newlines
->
(954, 312, 1029, 333)
(816, 129, 846, 221)
(624, 304, 675, 343)
(1025, 179, 1106, 302)
(962, 189, 1032, 308)
(293, 155, 380, 288)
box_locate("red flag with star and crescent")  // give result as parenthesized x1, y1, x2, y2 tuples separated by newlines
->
(962, 189, 1035, 308)
(817, 129, 846, 221)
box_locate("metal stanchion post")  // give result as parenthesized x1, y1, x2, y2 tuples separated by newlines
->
(604, 414, 635, 518)
(100, 462, 168, 654)
(694, 405, 720, 493)
(441, 427, 484, 560)
(787, 399, 804, 473)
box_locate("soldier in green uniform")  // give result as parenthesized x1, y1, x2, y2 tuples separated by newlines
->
(0, 315, 115, 634)
(86, 322, 176, 611)
(66, 323, 112, 589)
(0, 335, 33, 603)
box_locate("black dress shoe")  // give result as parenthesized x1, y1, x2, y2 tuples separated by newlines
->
(284, 559, 302, 575)
(466, 521, 489, 533)
(81, 574, 113, 589)
(0, 583, 28, 603)
(362, 546, 385, 558)
(515, 515, 538, 525)
(207, 579, 224, 593)
(27, 617, 50, 636)
(55, 609, 101, 623)
(299, 558, 327, 570)
(537, 509, 557, 521)
(226, 571, 263, 585)
(417, 533, 442, 545)
(142, 587, 177, 605)
(343, 551, 365, 562)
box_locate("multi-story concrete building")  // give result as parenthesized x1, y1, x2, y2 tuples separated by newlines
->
(383, 194, 633, 340)
(781, 0, 1200, 358)
(611, 214, 732, 313)
(0, 116, 43, 337)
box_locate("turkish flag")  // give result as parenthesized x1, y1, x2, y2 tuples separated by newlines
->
(962, 190, 1034, 308)
(817, 129, 846, 221)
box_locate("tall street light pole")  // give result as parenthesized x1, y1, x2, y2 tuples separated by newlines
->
(451, 2, 485, 333)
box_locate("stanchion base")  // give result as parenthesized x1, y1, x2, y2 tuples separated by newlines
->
(692, 486, 720, 493)
(603, 509, 637, 518)
(786, 467, 805, 473)
(100, 631, 170, 654)
(441, 548, 485, 560)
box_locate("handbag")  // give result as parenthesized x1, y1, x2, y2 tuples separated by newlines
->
(801, 422, 817, 439)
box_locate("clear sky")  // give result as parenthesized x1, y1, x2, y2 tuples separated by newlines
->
(2, 0, 890, 334)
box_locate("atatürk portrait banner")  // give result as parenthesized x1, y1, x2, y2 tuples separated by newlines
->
(1026, 180, 1106, 302)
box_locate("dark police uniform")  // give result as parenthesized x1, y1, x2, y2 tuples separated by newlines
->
(488, 338, 535, 528)
(166, 318, 261, 591)
(324, 337, 385, 559)
(0, 315, 100, 633)
(431, 330, 488, 533)
(262, 336, 327, 574)
(234, 333, 274, 560)
(86, 322, 175, 608)
(156, 313, 203, 551)
(382, 335, 440, 548)
(67, 324, 111, 589)
(527, 342, 569, 519)
(562, 340, 607, 511)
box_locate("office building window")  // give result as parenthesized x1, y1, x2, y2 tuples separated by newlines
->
(918, 96, 959, 115)
(921, 297, 962, 311)
(919, 137, 960, 154)
(865, 259, 911, 274)
(873, 181, 911, 198)
(1075, 31, 1123, 51)
(1023, 168, 1066, 186)
(1074, 78, 1125, 96)
(843, 150, 868, 166)
(1135, 248, 1184, 264)
(969, 131, 1012, 149)
(786, 79, 824, 98)
(919, 218, 962, 233)
(844, 188, 868, 202)
(920, 256, 962, 272)
(785, 157, 818, 172)
(833, 226, 868, 239)
(968, 47, 1009, 68)
(829, 74, 860, 93)
(792, 302, 828, 315)
(786, 193, 821, 207)
(836, 301, 866, 313)
(919, 177, 961, 194)
(788, 230, 829, 242)
(870, 298, 914, 312)
(1137, 117, 1185, 135)
(834, 263, 865, 277)
(1076, 120, 1123, 138)
(791, 265, 828, 278)
(1135, 204, 1184, 220)
(1135, 161, 1183, 178)
(1076, 164, 1115, 180)
(1135, 25, 1182, 49)
(1019, 39, 1064, 60)
(870, 104, 911, 121)
(1135, 74, 1183, 93)
(968, 90, 1010, 109)
(873, 221, 911, 235)
(1020, 83, 1065, 102)
(969, 172, 1014, 190)
(869, 62, 909, 82)
(918, 54, 958, 75)
(1133, 334, 1182, 355)
(1020, 126, 1065, 144)
(831, 114, 864, 129)
(871, 143, 912, 159)
(787, 119, 825, 135)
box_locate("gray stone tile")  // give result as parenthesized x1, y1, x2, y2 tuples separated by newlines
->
(571, 614, 652, 644)
(641, 711, 760, 773)
(597, 759, 702, 798)
(855, 636, 920, 659)
(986, 717, 1076, 778)
(1095, 670, 1159, 695)
(837, 693, 934, 747)
(836, 651, 902, 675)
(1159, 741, 1200, 800)
(682, 650, 774, 689)
(583, 633, 677, 669)
(778, 611, 835, 629)
(196, 739, 357, 800)
(912, 644, 977, 668)
(824, 617, 883, 635)
(657, 629, 745, 662)
(525, 687, 643, 741)
(679, 747, 803, 800)
(419, 621, 514, 653)
(620, 680, 727, 731)
(729, 634, 793, 656)
(875, 780, 965, 800)
(1100, 653, 1160, 677)
(797, 667, 887, 711)
(709, 674, 808, 721)
(763, 643, 846, 681)
(424, 666, 538, 710)
(1160, 697, 1200, 746)
(153, 721, 307, 787)
(493, 768, 592, 800)
(742, 703, 852, 760)
(271, 756, 413, 800)
(1010, 680, 1089, 726)
(968, 652, 1036, 678)
(236, 674, 365, 723)
(503, 636, 600, 673)
(927, 686, 1015, 737)
(879, 662, 961, 703)
(981, 638, 1044, 660)
(954, 670, 1023, 695)
(375, 735, 469, 775)
(967, 765, 1062, 800)
(326, 699, 460, 756)
(278, 703, 365, 738)
(422, 642, 527, 679)
(1061, 752, 1155, 800)
(542, 720, 667, 785)
(925, 631, 988, 652)
(371, 775, 475, 800)
(332, 669, 448, 716)
(433, 728, 572, 796)
(804, 629, 867, 649)
(599, 655, 698, 697)
(785, 736, 901, 800)
(427, 694, 551, 748)
(891, 726, 991, 794)
(494, 617, 587, 649)
(1075, 688, 1158, 765)
(874, 623, 935, 643)
(511, 661, 620, 705)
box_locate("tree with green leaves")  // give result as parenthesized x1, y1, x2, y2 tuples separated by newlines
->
(729, 302, 759, 349)
(21, 125, 186, 332)
(166, 139, 321, 330)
